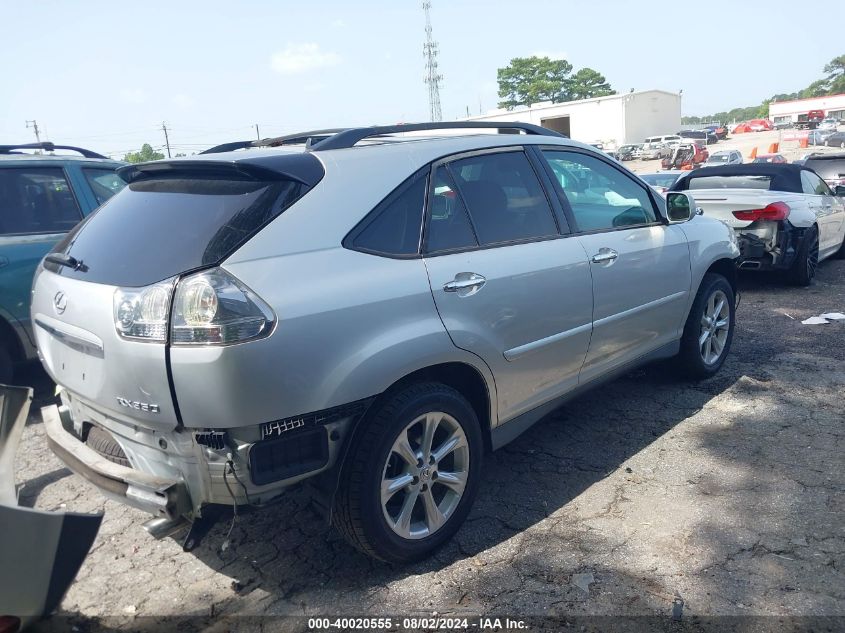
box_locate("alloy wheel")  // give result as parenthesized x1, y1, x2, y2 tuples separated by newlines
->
(807, 234, 820, 280)
(699, 289, 730, 365)
(380, 411, 469, 540)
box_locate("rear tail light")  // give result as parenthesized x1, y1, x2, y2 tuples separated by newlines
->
(171, 268, 275, 345)
(732, 202, 790, 222)
(114, 279, 176, 342)
(113, 268, 275, 345)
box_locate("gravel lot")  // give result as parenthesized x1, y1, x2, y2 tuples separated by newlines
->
(14, 259, 845, 631)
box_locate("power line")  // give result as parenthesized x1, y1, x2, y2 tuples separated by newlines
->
(422, 1, 443, 122)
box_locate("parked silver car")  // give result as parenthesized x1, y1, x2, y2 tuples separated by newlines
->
(33, 123, 739, 562)
(703, 150, 743, 167)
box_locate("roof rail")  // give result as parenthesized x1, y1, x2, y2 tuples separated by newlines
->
(309, 122, 567, 151)
(200, 129, 350, 155)
(0, 142, 108, 159)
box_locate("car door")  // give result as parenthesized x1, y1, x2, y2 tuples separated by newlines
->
(0, 165, 86, 347)
(801, 168, 845, 256)
(537, 147, 692, 384)
(423, 148, 593, 423)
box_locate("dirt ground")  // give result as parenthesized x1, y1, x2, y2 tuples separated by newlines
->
(13, 259, 845, 632)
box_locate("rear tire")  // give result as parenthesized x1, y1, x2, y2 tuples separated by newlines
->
(675, 273, 735, 379)
(788, 225, 819, 286)
(85, 426, 131, 467)
(333, 382, 483, 563)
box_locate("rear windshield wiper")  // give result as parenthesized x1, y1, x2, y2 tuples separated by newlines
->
(45, 253, 87, 272)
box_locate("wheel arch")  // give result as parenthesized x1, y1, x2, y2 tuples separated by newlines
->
(0, 314, 25, 363)
(704, 257, 737, 295)
(311, 359, 496, 521)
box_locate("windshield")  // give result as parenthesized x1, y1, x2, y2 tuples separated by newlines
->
(707, 154, 731, 163)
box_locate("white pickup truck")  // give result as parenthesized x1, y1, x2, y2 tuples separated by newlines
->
(670, 164, 845, 285)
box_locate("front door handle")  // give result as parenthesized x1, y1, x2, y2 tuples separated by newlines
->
(591, 248, 619, 264)
(444, 273, 486, 293)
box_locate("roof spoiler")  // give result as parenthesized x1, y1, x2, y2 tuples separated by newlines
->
(117, 155, 324, 187)
(0, 142, 108, 159)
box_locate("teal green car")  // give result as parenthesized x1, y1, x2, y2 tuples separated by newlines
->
(0, 143, 126, 382)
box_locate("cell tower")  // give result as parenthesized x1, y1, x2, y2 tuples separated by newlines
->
(422, 1, 443, 122)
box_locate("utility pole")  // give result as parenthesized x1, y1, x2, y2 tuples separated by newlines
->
(422, 1, 443, 122)
(161, 121, 171, 158)
(26, 120, 42, 147)
(255, 124, 261, 140)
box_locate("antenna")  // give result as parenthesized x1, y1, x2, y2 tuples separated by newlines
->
(422, 1, 443, 122)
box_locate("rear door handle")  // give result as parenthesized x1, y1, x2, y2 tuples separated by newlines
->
(591, 248, 619, 264)
(444, 273, 486, 293)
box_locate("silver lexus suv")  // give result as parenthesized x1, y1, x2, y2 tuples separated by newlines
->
(33, 123, 739, 562)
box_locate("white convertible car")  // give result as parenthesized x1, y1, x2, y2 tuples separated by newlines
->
(671, 164, 845, 285)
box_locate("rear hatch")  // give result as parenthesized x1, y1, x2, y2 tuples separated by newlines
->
(32, 155, 322, 430)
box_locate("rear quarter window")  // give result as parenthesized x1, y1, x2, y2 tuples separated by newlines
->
(345, 171, 426, 257)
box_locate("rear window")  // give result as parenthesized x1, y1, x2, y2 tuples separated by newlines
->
(47, 175, 308, 286)
(685, 175, 774, 190)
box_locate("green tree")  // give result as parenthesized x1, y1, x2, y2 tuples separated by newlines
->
(824, 54, 845, 94)
(123, 143, 165, 164)
(497, 56, 574, 109)
(568, 68, 615, 100)
(800, 79, 830, 98)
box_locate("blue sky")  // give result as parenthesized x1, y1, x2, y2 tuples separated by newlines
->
(2, 0, 840, 158)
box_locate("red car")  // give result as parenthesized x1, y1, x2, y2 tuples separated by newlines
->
(752, 153, 787, 164)
(661, 143, 709, 170)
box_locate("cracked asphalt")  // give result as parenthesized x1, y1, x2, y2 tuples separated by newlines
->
(13, 260, 845, 631)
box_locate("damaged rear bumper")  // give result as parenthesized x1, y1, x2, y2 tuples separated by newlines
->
(41, 404, 191, 521)
(735, 221, 806, 271)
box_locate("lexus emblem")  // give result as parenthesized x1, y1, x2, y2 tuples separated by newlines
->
(53, 291, 67, 315)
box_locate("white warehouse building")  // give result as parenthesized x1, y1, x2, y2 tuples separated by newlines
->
(465, 90, 681, 148)
(768, 93, 845, 124)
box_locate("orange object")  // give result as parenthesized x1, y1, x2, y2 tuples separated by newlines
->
(750, 147, 758, 159)
(799, 137, 809, 149)
(768, 142, 779, 153)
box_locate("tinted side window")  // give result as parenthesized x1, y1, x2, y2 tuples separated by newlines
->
(425, 166, 478, 253)
(83, 168, 127, 206)
(0, 167, 81, 235)
(449, 151, 557, 246)
(542, 150, 657, 232)
(351, 172, 426, 256)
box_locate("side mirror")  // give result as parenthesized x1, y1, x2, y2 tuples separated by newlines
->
(835, 185, 845, 197)
(666, 192, 699, 223)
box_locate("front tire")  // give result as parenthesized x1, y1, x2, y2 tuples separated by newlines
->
(333, 382, 483, 563)
(788, 225, 819, 286)
(676, 273, 735, 379)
